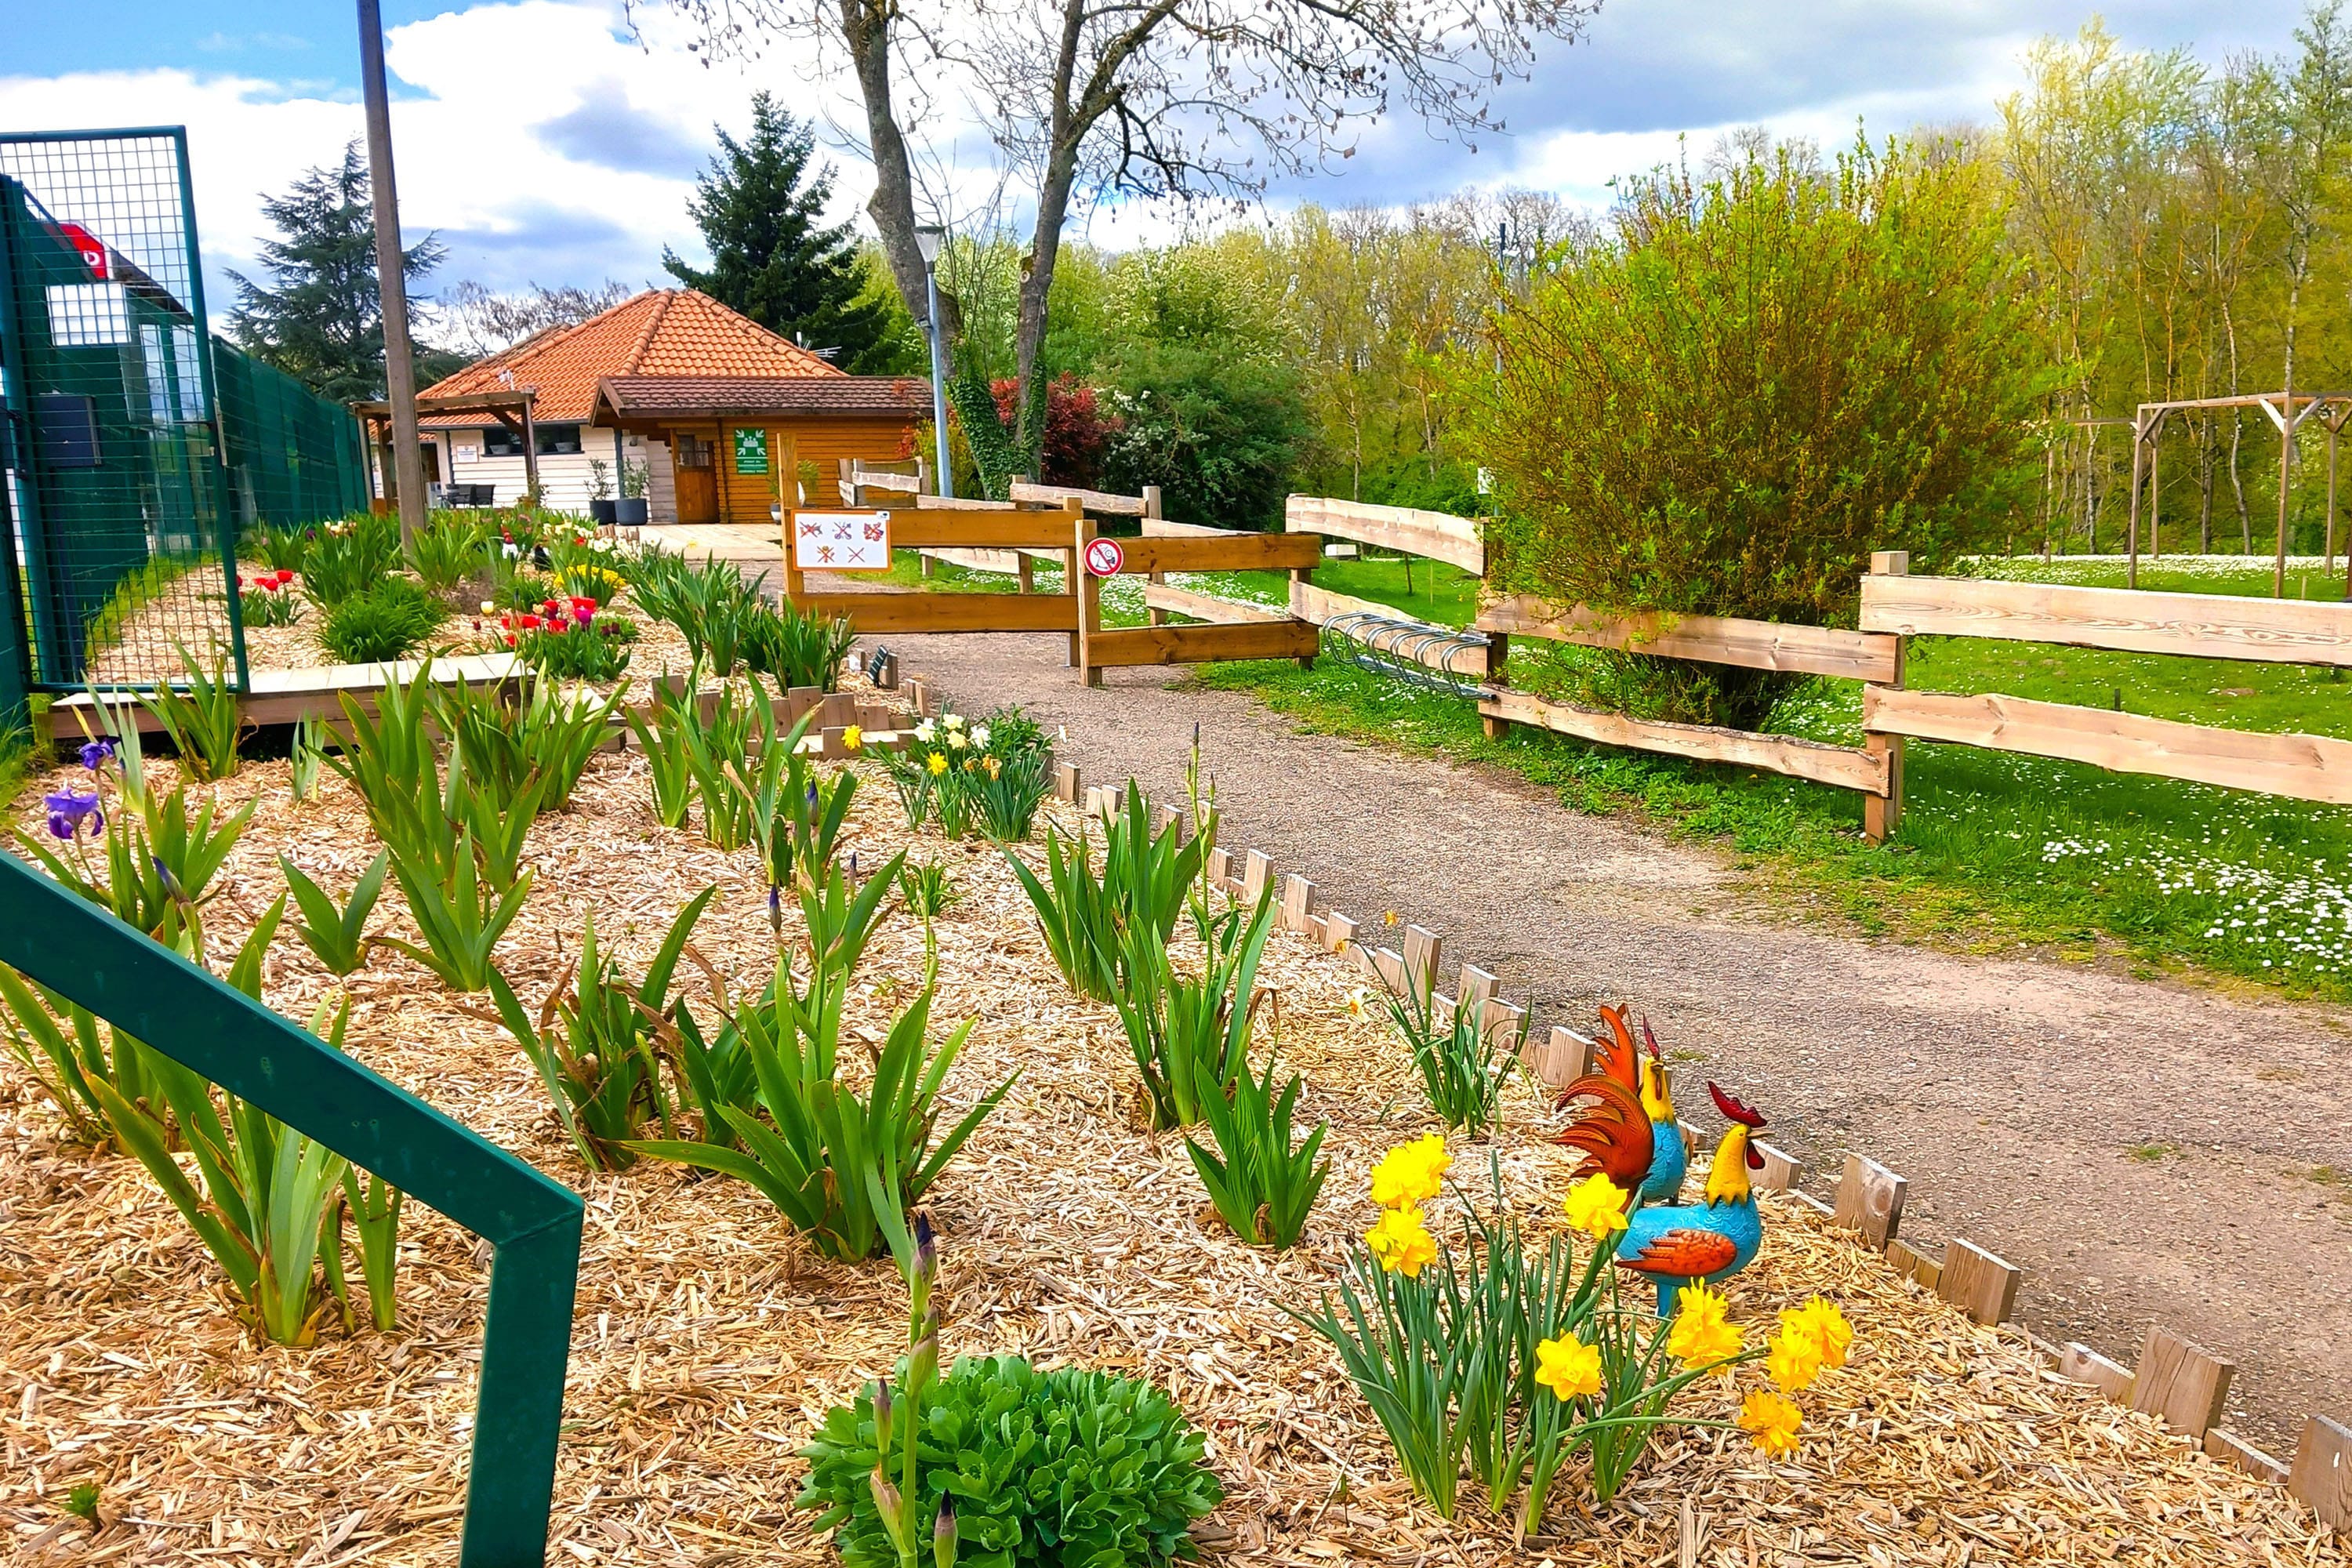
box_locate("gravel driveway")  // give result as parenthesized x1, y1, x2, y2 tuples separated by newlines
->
(869, 622, 2352, 1457)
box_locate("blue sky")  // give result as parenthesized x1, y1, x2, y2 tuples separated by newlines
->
(0, 1, 2315, 329)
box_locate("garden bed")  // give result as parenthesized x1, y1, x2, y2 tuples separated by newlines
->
(2, 728, 2338, 1564)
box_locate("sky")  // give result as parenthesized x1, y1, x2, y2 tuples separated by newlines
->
(0, 0, 2317, 328)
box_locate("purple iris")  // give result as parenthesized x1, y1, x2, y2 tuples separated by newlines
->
(78, 737, 117, 771)
(767, 883, 782, 935)
(45, 789, 102, 840)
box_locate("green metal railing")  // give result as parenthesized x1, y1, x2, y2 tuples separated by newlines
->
(0, 850, 582, 1565)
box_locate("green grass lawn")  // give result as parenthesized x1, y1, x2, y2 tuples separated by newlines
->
(1185, 554, 2352, 1002)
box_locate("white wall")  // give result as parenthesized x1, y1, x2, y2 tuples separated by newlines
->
(434, 422, 654, 514)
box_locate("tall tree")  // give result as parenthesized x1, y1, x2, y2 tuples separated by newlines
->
(643, 0, 1600, 480)
(225, 142, 445, 402)
(662, 93, 898, 372)
(439, 278, 637, 356)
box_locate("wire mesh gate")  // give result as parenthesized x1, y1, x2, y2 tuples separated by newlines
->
(0, 127, 245, 697)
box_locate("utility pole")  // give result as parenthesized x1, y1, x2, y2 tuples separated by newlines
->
(358, 0, 426, 548)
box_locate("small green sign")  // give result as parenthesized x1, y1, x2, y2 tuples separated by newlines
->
(732, 427, 769, 474)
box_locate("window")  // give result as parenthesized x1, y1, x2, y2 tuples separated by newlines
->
(482, 425, 524, 458)
(675, 434, 714, 470)
(535, 423, 583, 456)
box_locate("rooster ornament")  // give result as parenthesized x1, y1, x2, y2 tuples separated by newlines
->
(1559, 1044, 1769, 1316)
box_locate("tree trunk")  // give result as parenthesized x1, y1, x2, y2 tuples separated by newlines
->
(839, 0, 961, 347)
(2198, 417, 2215, 553)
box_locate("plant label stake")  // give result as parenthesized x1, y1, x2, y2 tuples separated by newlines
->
(1084, 537, 1124, 578)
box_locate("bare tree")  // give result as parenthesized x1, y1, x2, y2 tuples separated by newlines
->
(439, 278, 638, 356)
(637, 0, 1601, 457)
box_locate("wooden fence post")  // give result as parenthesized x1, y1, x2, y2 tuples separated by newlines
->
(1144, 485, 1169, 627)
(1073, 505, 1098, 681)
(2291, 1415, 2352, 1530)
(1863, 550, 1908, 844)
(1482, 631, 1511, 738)
(1832, 1152, 1907, 1248)
(2129, 1327, 2234, 1439)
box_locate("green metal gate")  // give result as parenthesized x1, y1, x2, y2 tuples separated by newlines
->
(0, 127, 245, 699)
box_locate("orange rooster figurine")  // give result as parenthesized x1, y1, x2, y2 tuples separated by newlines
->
(1560, 1066, 1769, 1315)
(1556, 1004, 1686, 1208)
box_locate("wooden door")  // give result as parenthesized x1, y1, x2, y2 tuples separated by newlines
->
(674, 431, 719, 524)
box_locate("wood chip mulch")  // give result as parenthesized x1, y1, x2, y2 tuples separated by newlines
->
(1, 742, 2340, 1566)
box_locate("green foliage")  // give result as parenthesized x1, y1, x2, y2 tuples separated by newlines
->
(289, 714, 328, 802)
(624, 677, 699, 829)
(239, 574, 302, 626)
(279, 851, 388, 976)
(1380, 975, 1521, 1138)
(736, 714, 851, 895)
(799, 1355, 1225, 1568)
(251, 521, 310, 575)
(1461, 137, 2042, 727)
(742, 598, 855, 691)
(140, 645, 247, 782)
(16, 715, 254, 946)
(630, 857, 1016, 1261)
(403, 515, 485, 593)
(223, 142, 446, 403)
(1108, 893, 1274, 1131)
(898, 858, 958, 920)
(1184, 1041, 1327, 1248)
(319, 578, 445, 663)
(379, 835, 533, 993)
(488, 888, 713, 1172)
(660, 93, 903, 374)
(1098, 338, 1316, 529)
(619, 546, 765, 675)
(0, 960, 176, 1145)
(299, 512, 402, 608)
(93, 926, 408, 1345)
(1004, 785, 1205, 1002)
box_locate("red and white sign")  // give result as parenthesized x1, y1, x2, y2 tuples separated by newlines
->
(791, 509, 892, 572)
(1083, 537, 1125, 578)
(56, 222, 110, 279)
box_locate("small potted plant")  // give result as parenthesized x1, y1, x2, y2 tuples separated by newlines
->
(615, 458, 649, 527)
(586, 459, 618, 528)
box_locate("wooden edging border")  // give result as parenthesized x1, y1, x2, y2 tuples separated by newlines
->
(1010, 736, 2347, 1532)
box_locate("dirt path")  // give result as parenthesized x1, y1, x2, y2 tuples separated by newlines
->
(854, 620, 2352, 1456)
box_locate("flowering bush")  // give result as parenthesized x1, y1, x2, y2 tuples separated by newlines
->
(237, 568, 300, 626)
(882, 706, 1054, 842)
(492, 595, 636, 682)
(1294, 1142, 1857, 1530)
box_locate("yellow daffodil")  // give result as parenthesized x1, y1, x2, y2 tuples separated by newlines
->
(982, 755, 1001, 779)
(1364, 1204, 1436, 1278)
(926, 752, 949, 776)
(1665, 1280, 1744, 1370)
(1562, 1173, 1632, 1240)
(842, 724, 864, 752)
(1534, 1335, 1604, 1401)
(1369, 1134, 1450, 1209)
(1737, 1389, 1803, 1456)
(1344, 986, 1368, 1017)
(1766, 1327, 1822, 1392)
(1784, 1298, 1853, 1370)
(1382, 909, 1399, 927)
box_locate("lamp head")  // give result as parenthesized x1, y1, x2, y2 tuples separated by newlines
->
(914, 225, 945, 266)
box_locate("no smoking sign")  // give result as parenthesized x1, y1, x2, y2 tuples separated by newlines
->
(1083, 537, 1125, 578)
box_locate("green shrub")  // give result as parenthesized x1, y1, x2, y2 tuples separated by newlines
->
(403, 516, 485, 593)
(379, 834, 532, 993)
(1107, 891, 1273, 1131)
(320, 579, 445, 663)
(619, 548, 764, 675)
(279, 851, 388, 976)
(300, 513, 401, 607)
(250, 521, 310, 575)
(742, 598, 855, 691)
(1185, 1040, 1327, 1248)
(140, 644, 247, 782)
(488, 889, 712, 1172)
(800, 1354, 1224, 1567)
(1459, 137, 2042, 728)
(1381, 976, 1522, 1139)
(1004, 784, 1203, 1002)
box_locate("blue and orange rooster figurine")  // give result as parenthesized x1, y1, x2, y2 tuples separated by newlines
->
(1556, 1022, 1769, 1315)
(1569, 1005, 1687, 1207)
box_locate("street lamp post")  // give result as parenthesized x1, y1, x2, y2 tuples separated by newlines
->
(914, 225, 953, 499)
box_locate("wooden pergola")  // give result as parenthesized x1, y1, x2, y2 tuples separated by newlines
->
(351, 389, 539, 509)
(2123, 390, 2352, 596)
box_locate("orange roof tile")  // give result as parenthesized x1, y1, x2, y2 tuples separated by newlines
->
(419, 289, 844, 425)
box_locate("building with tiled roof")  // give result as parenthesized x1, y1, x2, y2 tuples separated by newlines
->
(417, 289, 925, 524)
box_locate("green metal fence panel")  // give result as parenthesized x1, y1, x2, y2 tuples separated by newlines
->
(0, 849, 582, 1565)
(215, 335, 370, 532)
(0, 128, 245, 694)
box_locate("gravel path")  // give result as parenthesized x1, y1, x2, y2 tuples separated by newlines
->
(876, 623, 2352, 1457)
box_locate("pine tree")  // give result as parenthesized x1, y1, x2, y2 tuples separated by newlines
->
(225, 143, 446, 402)
(662, 94, 906, 372)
